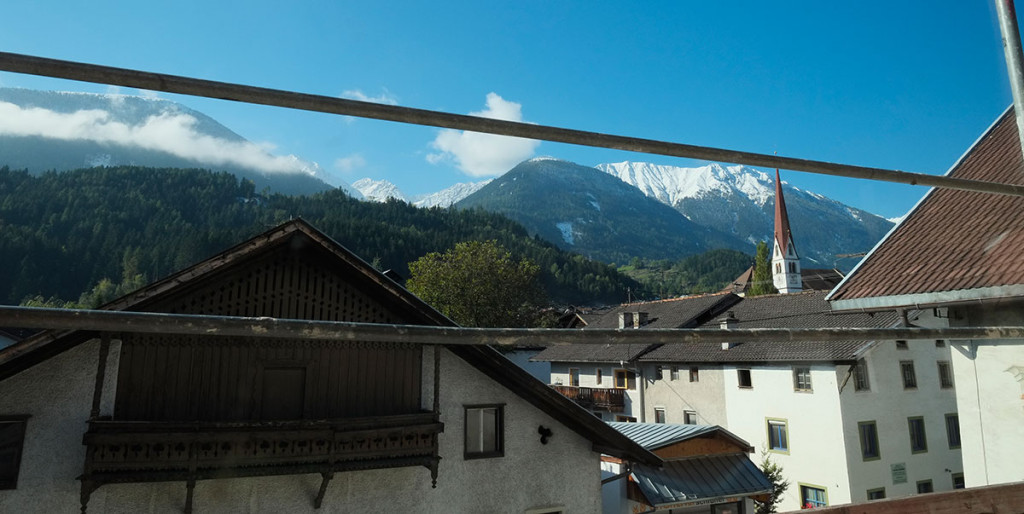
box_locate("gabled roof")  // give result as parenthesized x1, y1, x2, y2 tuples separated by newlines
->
(829, 107, 1024, 310)
(608, 422, 750, 453)
(530, 293, 740, 363)
(0, 219, 659, 466)
(641, 290, 899, 363)
(609, 422, 771, 508)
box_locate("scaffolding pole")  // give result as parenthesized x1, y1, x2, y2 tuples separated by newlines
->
(0, 306, 1021, 347)
(1, 51, 1023, 198)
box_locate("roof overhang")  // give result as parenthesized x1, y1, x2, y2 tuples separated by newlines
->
(830, 284, 1024, 312)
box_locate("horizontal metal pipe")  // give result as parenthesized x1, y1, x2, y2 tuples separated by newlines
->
(1, 306, 1021, 346)
(1, 51, 1023, 197)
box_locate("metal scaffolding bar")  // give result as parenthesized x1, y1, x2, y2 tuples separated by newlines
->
(0, 306, 1021, 347)
(2, 51, 1023, 198)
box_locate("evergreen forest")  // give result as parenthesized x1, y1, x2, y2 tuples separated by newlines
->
(0, 166, 642, 306)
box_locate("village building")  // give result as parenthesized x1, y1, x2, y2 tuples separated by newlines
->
(828, 106, 1024, 489)
(0, 219, 658, 513)
(601, 423, 772, 514)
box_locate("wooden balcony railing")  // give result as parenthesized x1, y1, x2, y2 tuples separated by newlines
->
(80, 412, 443, 512)
(551, 385, 625, 412)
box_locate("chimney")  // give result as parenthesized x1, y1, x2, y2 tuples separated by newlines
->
(618, 312, 633, 329)
(720, 311, 740, 350)
(634, 312, 648, 328)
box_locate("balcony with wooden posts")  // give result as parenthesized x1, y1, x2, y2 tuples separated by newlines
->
(551, 385, 625, 412)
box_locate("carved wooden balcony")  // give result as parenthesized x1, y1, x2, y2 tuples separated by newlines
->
(80, 412, 442, 511)
(551, 385, 625, 412)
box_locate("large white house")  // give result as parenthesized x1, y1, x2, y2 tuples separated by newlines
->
(829, 106, 1024, 489)
(0, 220, 658, 513)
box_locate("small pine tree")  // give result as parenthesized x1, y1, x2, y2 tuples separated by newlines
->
(747, 241, 778, 296)
(755, 448, 790, 514)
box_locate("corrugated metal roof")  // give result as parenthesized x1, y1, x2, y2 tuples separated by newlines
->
(632, 454, 773, 506)
(608, 422, 718, 450)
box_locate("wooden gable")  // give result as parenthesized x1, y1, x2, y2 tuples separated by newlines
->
(113, 232, 424, 423)
(652, 432, 753, 460)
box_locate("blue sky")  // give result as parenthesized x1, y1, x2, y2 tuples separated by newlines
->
(0, 1, 1018, 218)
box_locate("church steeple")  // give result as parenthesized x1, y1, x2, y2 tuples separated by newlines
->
(772, 169, 802, 293)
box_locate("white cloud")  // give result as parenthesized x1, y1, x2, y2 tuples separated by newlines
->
(427, 92, 540, 177)
(334, 153, 367, 174)
(341, 88, 398, 105)
(0, 101, 318, 175)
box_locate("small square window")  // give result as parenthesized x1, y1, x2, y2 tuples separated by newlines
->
(737, 369, 752, 388)
(767, 419, 788, 453)
(935, 340, 946, 348)
(689, 366, 699, 382)
(900, 361, 917, 389)
(670, 366, 679, 381)
(793, 367, 812, 391)
(655, 365, 664, 380)
(465, 405, 503, 459)
(853, 360, 870, 391)
(866, 488, 886, 500)
(614, 369, 635, 390)
(800, 485, 828, 508)
(945, 413, 961, 449)
(654, 408, 666, 424)
(858, 421, 880, 460)
(568, 368, 580, 387)
(916, 480, 933, 494)
(684, 410, 698, 425)
(938, 361, 954, 389)
(896, 340, 908, 350)
(0, 416, 28, 490)
(908, 417, 928, 453)
(952, 473, 965, 489)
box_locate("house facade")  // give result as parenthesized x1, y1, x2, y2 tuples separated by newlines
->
(0, 220, 657, 513)
(828, 106, 1024, 489)
(536, 291, 963, 511)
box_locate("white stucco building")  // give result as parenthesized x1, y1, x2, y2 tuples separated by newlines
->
(0, 220, 658, 513)
(829, 106, 1024, 490)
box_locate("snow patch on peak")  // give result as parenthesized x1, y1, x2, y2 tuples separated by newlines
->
(527, 156, 563, 163)
(596, 161, 775, 207)
(352, 178, 406, 203)
(555, 222, 575, 245)
(413, 179, 492, 208)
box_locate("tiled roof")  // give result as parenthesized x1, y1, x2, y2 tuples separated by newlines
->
(725, 266, 843, 294)
(530, 293, 740, 362)
(829, 108, 1024, 306)
(631, 455, 773, 506)
(641, 290, 898, 363)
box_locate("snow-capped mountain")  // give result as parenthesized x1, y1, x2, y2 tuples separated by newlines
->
(597, 161, 894, 268)
(0, 87, 348, 196)
(412, 180, 492, 208)
(352, 178, 406, 202)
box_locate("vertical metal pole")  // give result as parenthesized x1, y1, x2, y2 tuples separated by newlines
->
(995, 0, 1024, 154)
(89, 333, 112, 420)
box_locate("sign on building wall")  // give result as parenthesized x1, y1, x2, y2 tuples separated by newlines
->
(891, 463, 907, 484)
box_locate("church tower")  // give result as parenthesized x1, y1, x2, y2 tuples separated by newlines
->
(772, 169, 802, 293)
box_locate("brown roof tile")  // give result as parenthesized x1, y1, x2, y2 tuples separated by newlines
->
(830, 108, 1024, 304)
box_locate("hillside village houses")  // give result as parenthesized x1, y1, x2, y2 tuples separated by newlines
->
(0, 219, 661, 513)
(828, 106, 1024, 490)
(534, 172, 965, 511)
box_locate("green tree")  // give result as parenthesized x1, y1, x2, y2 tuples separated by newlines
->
(406, 240, 547, 327)
(747, 241, 778, 296)
(755, 448, 790, 514)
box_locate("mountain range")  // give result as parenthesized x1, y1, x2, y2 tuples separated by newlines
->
(1, 87, 893, 270)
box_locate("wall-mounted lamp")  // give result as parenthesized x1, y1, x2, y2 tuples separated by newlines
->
(538, 425, 553, 444)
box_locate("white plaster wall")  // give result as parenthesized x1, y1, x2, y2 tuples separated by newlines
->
(0, 345, 603, 513)
(641, 363, 727, 426)
(838, 337, 962, 502)
(0, 338, 120, 514)
(721, 364, 850, 512)
(949, 303, 1024, 487)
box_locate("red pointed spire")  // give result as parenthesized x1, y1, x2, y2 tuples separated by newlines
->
(774, 169, 794, 256)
